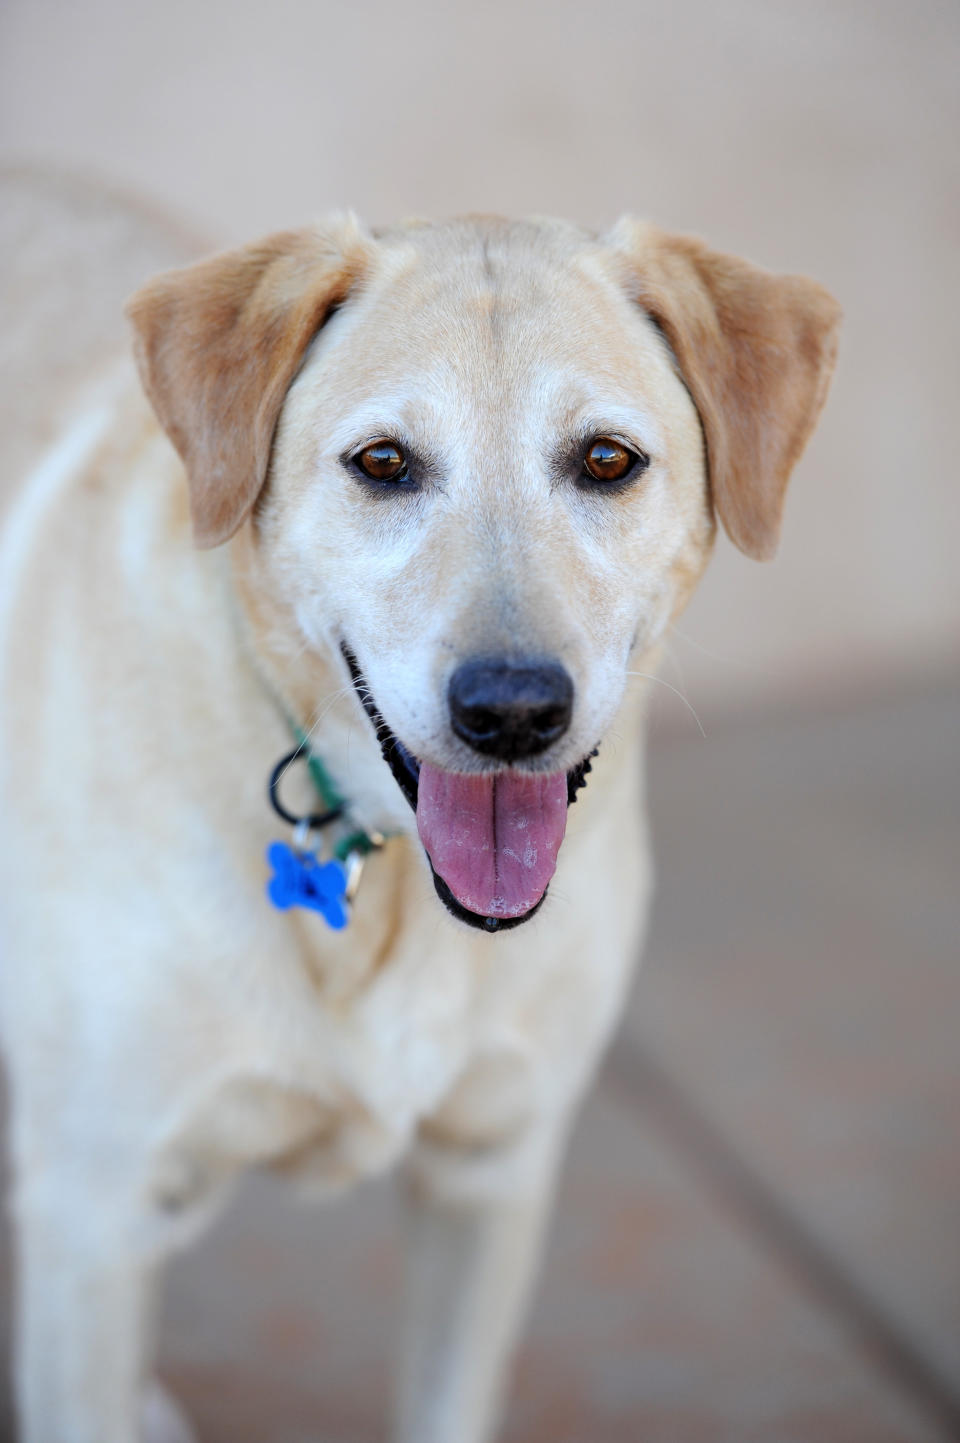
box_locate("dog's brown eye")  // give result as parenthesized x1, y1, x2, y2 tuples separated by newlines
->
(355, 441, 407, 482)
(583, 437, 641, 483)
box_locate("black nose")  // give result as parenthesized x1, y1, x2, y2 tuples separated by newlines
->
(448, 658, 574, 761)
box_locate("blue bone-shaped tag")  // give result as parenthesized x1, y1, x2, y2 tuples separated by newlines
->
(266, 841, 350, 930)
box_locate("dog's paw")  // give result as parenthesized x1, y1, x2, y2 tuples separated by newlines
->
(141, 1381, 198, 1443)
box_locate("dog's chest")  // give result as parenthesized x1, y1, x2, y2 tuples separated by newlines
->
(148, 784, 643, 1218)
(153, 935, 555, 1209)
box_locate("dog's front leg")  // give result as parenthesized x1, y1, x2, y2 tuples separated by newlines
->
(393, 1128, 564, 1443)
(13, 1180, 194, 1443)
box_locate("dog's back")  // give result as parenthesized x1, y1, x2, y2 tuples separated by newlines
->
(0, 167, 200, 517)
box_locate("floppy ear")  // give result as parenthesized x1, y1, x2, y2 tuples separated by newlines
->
(126, 216, 372, 548)
(607, 219, 841, 560)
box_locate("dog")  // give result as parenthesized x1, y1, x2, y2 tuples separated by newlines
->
(0, 189, 840, 1442)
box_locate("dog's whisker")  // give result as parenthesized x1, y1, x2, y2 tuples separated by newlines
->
(273, 684, 356, 793)
(659, 636, 690, 694)
(624, 670, 706, 737)
(668, 621, 783, 679)
(311, 683, 356, 727)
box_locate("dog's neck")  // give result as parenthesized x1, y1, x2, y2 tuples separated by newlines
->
(227, 522, 419, 841)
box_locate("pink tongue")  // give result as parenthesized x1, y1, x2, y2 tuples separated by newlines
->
(416, 764, 568, 919)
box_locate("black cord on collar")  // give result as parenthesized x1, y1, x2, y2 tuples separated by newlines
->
(268, 743, 345, 830)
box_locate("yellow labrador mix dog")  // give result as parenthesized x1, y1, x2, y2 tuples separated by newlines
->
(0, 177, 839, 1443)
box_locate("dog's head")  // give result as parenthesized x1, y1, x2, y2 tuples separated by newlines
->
(128, 215, 840, 930)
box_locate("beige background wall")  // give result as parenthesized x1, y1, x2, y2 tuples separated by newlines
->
(2, 0, 957, 719)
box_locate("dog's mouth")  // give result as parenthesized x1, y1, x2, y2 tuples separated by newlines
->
(341, 645, 594, 933)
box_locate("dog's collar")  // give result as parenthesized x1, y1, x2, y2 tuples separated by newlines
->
(265, 725, 388, 929)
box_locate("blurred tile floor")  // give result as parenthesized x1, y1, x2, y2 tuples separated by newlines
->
(1, 678, 958, 1442)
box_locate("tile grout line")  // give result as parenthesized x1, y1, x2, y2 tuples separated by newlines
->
(602, 1033, 960, 1443)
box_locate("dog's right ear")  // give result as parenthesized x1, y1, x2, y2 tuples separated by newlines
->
(126, 217, 372, 548)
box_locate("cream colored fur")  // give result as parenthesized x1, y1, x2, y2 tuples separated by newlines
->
(0, 179, 839, 1443)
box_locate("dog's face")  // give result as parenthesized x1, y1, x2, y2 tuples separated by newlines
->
(129, 216, 840, 930)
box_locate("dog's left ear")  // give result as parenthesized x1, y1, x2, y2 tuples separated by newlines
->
(127, 216, 372, 548)
(607, 220, 841, 560)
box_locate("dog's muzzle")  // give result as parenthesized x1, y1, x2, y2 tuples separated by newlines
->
(341, 644, 595, 932)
